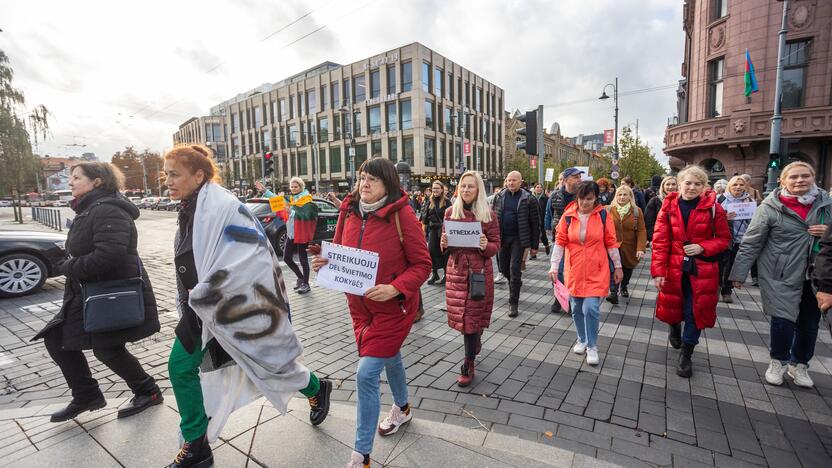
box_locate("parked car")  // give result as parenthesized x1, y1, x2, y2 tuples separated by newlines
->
(244, 197, 340, 255)
(53, 199, 70, 207)
(0, 199, 13, 208)
(151, 197, 171, 210)
(128, 196, 142, 206)
(139, 197, 156, 209)
(167, 199, 181, 211)
(0, 230, 67, 298)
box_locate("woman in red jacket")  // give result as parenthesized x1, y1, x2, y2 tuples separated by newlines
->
(311, 158, 431, 468)
(440, 171, 500, 387)
(651, 165, 731, 378)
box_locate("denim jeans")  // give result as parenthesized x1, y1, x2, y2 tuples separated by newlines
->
(355, 352, 408, 455)
(770, 282, 821, 366)
(569, 296, 601, 348)
(681, 273, 701, 345)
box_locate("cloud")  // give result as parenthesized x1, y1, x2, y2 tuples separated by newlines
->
(1, 0, 682, 163)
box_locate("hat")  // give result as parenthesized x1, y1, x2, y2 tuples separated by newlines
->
(562, 167, 584, 178)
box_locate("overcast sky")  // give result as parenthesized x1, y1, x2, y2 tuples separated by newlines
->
(1, 0, 683, 164)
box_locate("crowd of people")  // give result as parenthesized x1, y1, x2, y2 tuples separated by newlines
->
(31, 146, 832, 468)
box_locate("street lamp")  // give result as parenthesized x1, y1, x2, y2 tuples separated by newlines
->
(338, 103, 356, 190)
(599, 77, 619, 178)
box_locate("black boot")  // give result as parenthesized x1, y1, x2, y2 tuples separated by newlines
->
(668, 323, 682, 349)
(606, 290, 619, 305)
(438, 272, 446, 285)
(427, 270, 439, 285)
(166, 434, 213, 468)
(676, 343, 694, 378)
(550, 301, 562, 314)
(117, 389, 163, 419)
(50, 395, 107, 422)
(309, 379, 332, 426)
(620, 286, 629, 298)
(508, 304, 519, 318)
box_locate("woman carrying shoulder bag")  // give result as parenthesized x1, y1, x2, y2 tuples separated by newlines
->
(606, 184, 647, 304)
(34, 162, 162, 423)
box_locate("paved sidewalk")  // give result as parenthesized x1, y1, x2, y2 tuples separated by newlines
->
(1, 212, 831, 467)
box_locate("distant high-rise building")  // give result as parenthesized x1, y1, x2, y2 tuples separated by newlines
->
(81, 152, 97, 161)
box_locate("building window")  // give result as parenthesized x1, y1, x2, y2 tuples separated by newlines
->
(262, 130, 270, 151)
(307, 89, 317, 115)
(386, 102, 397, 132)
(707, 57, 724, 118)
(401, 99, 412, 130)
(279, 98, 286, 121)
(370, 70, 380, 99)
(369, 106, 381, 135)
(254, 107, 262, 128)
(343, 78, 351, 105)
(288, 124, 298, 146)
(458, 78, 463, 104)
(448, 72, 453, 101)
(354, 74, 366, 102)
(476, 87, 482, 112)
(333, 114, 341, 140)
(298, 150, 307, 175)
(387, 65, 396, 94)
(422, 62, 431, 92)
(282, 153, 288, 176)
(231, 113, 238, 133)
(712, 0, 728, 21)
(439, 139, 446, 168)
(425, 99, 434, 131)
(425, 137, 435, 167)
(401, 62, 412, 92)
(289, 95, 295, 119)
(331, 83, 339, 109)
(298, 94, 305, 117)
(783, 39, 811, 109)
(434, 67, 443, 96)
(319, 117, 329, 143)
(232, 136, 240, 157)
(355, 143, 367, 168)
(403, 137, 414, 165)
(443, 107, 452, 134)
(389, 138, 398, 161)
(353, 111, 362, 137)
(371, 140, 382, 157)
(330, 147, 341, 173)
(321, 85, 327, 112)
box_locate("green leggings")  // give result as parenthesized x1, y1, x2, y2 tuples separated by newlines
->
(168, 336, 320, 442)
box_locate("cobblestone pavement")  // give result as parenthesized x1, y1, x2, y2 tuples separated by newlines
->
(1, 210, 831, 467)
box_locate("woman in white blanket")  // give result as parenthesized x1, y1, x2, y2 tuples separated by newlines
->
(162, 145, 331, 468)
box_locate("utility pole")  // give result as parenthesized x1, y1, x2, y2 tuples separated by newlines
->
(536, 105, 544, 185)
(767, 0, 789, 194)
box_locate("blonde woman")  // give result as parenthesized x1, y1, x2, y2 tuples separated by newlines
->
(440, 171, 500, 387)
(717, 176, 755, 303)
(606, 185, 647, 303)
(645, 176, 677, 241)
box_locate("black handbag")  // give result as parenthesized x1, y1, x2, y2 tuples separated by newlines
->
(81, 261, 146, 333)
(468, 263, 486, 301)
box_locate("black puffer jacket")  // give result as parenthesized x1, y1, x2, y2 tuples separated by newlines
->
(34, 189, 160, 350)
(491, 188, 539, 250)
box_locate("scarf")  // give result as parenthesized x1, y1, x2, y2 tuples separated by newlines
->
(781, 186, 819, 206)
(615, 202, 632, 218)
(359, 195, 388, 216)
(723, 191, 750, 204)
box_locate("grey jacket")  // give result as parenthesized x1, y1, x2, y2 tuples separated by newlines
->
(729, 188, 832, 322)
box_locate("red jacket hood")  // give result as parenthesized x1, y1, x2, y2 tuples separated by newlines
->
(340, 189, 411, 219)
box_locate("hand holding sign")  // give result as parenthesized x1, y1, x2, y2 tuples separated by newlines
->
(730, 202, 757, 220)
(315, 241, 379, 295)
(445, 220, 483, 248)
(269, 196, 286, 213)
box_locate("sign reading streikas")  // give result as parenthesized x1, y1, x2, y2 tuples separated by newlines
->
(445, 220, 483, 248)
(316, 241, 379, 295)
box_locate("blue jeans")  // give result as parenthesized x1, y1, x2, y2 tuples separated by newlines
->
(770, 282, 821, 366)
(355, 352, 408, 455)
(569, 296, 601, 348)
(681, 273, 701, 345)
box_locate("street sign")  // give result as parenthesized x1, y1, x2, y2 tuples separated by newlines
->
(612, 164, 620, 172)
(463, 141, 472, 156)
(349, 147, 356, 157)
(612, 159, 619, 165)
(530, 158, 536, 169)
(544, 168, 555, 182)
(611, 171, 620, 180)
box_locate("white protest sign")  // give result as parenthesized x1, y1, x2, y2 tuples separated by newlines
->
(575, 166, 591, 181)
(729, 201, 757, 220)
(445, 220, 483, 248)
(545, 168, 555, 182)
(315, 241, 379, 295)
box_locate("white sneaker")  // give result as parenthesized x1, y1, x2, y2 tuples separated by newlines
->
(494, 273, 506, 284)
(765, 359, 786, 385)
(572, 340, 587, 355)
(345, 450, 367, 468)
(787, 363, 814, 388)
(586, 347, 600, 366)
(377, 404, 412, 436)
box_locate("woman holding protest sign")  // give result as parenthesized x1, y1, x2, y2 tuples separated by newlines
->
(311, 157, 430, 468)
(716, 176, 755, 303)
(548, 181, 623, 366)
(440, 171, 500, 387)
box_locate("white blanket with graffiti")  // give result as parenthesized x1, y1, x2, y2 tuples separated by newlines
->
(188, 181, 310, 442)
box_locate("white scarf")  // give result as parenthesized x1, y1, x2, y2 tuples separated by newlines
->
(781, 186, 819, 206)
(359, 195, 388, 216)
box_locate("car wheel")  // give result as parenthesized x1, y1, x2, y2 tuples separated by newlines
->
(272, 228, 288, 257)
(0, 254, 48, 298)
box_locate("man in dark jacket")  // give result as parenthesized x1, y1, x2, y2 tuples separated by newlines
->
(813, 226, 832, 336)
(491, 171, 539, 317)
(531, 183, 550, 259)
(644, 175, 663, 205)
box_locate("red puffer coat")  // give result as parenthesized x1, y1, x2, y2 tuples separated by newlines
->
(650, 191, 731, 329)
(333, 191, 432, 358)
(443, 208, 500, 334)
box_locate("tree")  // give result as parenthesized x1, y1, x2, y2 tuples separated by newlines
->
(617, 126, 665, 188)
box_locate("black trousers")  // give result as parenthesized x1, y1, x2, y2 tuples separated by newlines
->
(498, 236, 524, 305)
(610, 267, 634, 292)
(44, 327, 158, 403)
(539, 225, 550, 249)
(283, 239, 310, 283)
(718, 244, 740, 295)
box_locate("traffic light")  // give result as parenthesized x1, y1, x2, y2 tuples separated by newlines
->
(516, 110, 538, 155)
(264, 151, 275, 177)
(768, 138, 789, 170)
(768, 153, 780, 170)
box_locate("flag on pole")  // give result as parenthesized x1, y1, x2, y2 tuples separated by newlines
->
(744, 48, 759, 97)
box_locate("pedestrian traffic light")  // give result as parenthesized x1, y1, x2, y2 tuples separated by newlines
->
(768, 153, 780, 170)
(264, 151, 275, 177)
(516, 110, 538, 155)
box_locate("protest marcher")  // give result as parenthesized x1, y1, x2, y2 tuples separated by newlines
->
(621, 176, 647, 211)
(545, 167, 583, 313)
(651, 165, 730, 378)
(491, 171, 539, 317)
(731, 162, 831, 388)
(531, 183, 551, 258)
(312, 158, 430, 468)
(163, 145, 331, 468)
(645, 176, 677, 242)
(742, 174, 764, 204)
(35, 162, 162, 423)
(549, 181, 622, 365)
(421, 180, 451, 284)
(598, 178, 615, 206)
(813, 223, 832, 337)
(644, 175, 663, 205)
(441, 171, 499, 386)
(607, 185, 646, 304)
(713, 179, 728, 197)
(717, 176, 755, 303)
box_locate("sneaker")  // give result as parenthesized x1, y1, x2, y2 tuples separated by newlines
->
(586, 347, 600, 366)
(787, 363, 814, 388)
(765, 359, 786, 386)
(494, 273, 506, 284)
(345, 451, 370, 468)
(572, 340, 587, 355)
(722, 293, 733, 303)
(377, 404, 412, 436)
(297, 282, 311, 294)
(293, 278, 301, 290)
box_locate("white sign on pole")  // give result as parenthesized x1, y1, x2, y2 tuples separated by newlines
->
(315, 241, 379, 295)
(445, 220, 483, 248)
(575, 166, 591, 181)
(545, 168, 555, 182)
(729, 202, 758, 220)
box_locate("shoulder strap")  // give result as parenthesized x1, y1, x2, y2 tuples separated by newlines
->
(394, 211, 404, 245)
(335, 210, 349, 245)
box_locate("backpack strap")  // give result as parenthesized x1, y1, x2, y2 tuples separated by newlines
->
(394, 211, 404, 245)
